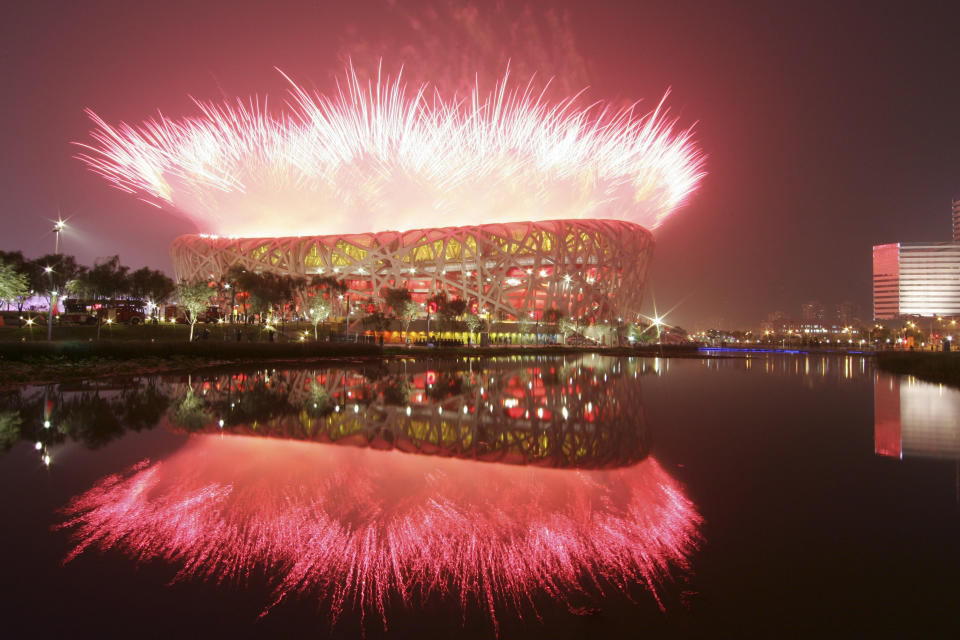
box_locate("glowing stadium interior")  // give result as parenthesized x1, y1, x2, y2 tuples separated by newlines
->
(171, 218, 653, 323)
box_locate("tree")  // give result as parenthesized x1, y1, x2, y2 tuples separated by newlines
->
(305, 295, 331, 340)
(428, 293, 468, 333)
(399, 301, 420, 342)
(443, 298, 468, 320)
(463, 312, 482, 338)
(543, 307, 564, 324)
(168, 387, 212, 431)
(85, 255, 130, 300)
(381, 375, 411, 406)
(175, 280, 214, 341)
(304, 381, 332, 417)
(0, 411, 22, 452)
(362, 309, 391, 333)
(226, 267, 304, 322)
(30, 254, 83, 310)
(0, 251, 36, 311)
(426, 292, 447, 335)
(0, 261, 29, 310)
(383, 287, 412, 317)
(130, 267, 175, 311)
(276, 274, 305, 322)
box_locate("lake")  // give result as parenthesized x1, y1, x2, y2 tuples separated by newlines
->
(1, 353, 958, 637)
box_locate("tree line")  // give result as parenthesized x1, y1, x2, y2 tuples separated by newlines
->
(0, 250, 174, 311)
(1, 250, 577, 343)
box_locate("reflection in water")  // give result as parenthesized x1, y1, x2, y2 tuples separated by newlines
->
(701, 353, 872, 386)
(2, 379, 171, 467)
(58, 436, 701, 631)
(874, 373, 960, 460)
(164, 357, 651, 468)
(4, 356, 656, 470)
(26, 356, 702, 631)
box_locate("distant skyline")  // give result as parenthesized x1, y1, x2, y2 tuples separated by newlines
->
(2, 0, 960, 328)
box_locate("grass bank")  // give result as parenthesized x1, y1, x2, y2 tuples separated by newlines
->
(0, 340, 700, 388)
(875, 351, 960, 387)
(0, 322, 307, 342)
(0, 340, 381, 388)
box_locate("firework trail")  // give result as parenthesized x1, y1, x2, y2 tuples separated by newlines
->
(76, 65, 704, 238)
(58, 435, 702, 632)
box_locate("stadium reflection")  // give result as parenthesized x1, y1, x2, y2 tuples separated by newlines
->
(164, 355, 653, 468)
(51, 356, 701, 631)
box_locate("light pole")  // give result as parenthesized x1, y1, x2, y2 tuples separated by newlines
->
(224, 282, 235, 324)
(53, 218, 66, 255)
(426, 302, 432, 342)
(46, 218, 66, 341)
(45, 266, 55, 341)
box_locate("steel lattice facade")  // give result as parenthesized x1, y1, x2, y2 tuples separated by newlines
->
(171, 219, 653, 322)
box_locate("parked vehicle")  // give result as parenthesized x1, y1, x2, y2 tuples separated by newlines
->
(198, 306, 222, 323)
(61, 299, 98, 325)
(0, 310, 47, 327)
(565, 332, 598, 346)
(163, 304, 221, 324)
(93, 300, 148, 325)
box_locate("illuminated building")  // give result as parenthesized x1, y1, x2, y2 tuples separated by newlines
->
(872, 242, 960, 319)
(800, 300, 825, 324)
(171, 218, 653, 322)
(953, 198, 960, 243)
(834, 300, 860, 326)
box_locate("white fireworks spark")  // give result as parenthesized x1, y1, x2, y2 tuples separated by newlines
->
(76, 64, 705, 237)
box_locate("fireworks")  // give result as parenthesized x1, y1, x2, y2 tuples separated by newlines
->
(76, 65, 705, 237)
(59, 435, 702, 632)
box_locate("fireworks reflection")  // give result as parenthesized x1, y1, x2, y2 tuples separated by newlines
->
(59, 436, 701, 631)
(47, 357, 700, 630)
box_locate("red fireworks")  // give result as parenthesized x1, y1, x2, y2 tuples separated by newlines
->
(59, 435, 701, 632)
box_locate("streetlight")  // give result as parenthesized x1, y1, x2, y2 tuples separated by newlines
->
(52, 217, 66, 255)
(44, 266, 55, 341)
(340, 294, 351, 339)
(652, 316, 663, 342)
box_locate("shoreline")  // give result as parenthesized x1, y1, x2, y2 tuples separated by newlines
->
(4, 341, 925, 389)
(0, 340, 704, 389)
(875, 351, 960, 388)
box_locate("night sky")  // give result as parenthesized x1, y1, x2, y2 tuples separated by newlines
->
(2, 0, 959, 328)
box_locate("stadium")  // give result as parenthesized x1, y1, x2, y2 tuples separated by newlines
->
(79, 67, 703, 337)
(170, 218, 652, 324)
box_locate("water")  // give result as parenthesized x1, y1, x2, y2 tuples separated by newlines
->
(1, 354, 958, 637)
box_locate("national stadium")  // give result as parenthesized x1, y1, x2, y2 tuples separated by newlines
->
(78, 66, 704, 329)
(171, 219, 652, 323)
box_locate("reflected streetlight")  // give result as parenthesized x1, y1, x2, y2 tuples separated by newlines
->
(44, 266, 56, 341)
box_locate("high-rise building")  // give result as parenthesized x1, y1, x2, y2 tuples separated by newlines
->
(800, 300, 825, 323)
(872, 242, 960, 319)
(835, 300, 860, 326)
(953, 198, 960, 242)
